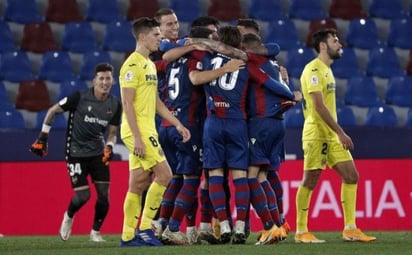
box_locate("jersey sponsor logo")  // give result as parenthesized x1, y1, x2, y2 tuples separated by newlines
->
(310, 75, 319, 86)
(145, 74, 157, 81)
(128, 63, 136, 67)
(125, 70, 133, 81)
(84, 115, 109, 126)
(214, 101, 230, 108)
(311, 68, 318, 72)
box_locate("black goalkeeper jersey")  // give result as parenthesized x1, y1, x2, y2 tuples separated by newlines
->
(59, 88, 122, 158)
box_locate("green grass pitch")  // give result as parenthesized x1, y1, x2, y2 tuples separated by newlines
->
(1, 232, 411, 255)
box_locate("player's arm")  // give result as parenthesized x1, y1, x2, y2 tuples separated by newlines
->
(30, 95, 71, 157)
(162, 44, 199, 62)
(191, 38, 248, 61)
(189, 59, 245, 85)
(310, 91, 353, 150)
(155, 93, 191, 142)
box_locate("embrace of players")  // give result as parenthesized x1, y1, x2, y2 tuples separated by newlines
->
(30, 7, 376, 246)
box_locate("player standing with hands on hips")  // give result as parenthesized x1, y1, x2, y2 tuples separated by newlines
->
(30, 63, 122, 242)
(295, 29, 376, 243)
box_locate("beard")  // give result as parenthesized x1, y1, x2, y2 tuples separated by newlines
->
(327, 46, 342, 60)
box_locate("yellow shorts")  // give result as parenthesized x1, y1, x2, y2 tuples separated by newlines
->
(302, 139, 353, 171)
(122, 134, 166, 171)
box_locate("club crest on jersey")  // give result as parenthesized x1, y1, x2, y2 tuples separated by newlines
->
(125, 70, 133, 81)
(310, 75, 319, 86)
(196, 61, 203, 70)
(250, 138, 256, 145)
(88, 105, 92, 111)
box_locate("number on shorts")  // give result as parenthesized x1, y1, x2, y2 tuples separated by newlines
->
(321, 142, 328, 155)
(149, 136, 159, 147)
(68, 163, 82, 176)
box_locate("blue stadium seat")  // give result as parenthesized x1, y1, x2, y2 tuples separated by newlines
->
(406, 108, 412, 127)
(368, 0, 407, 20)
(265, 18, 302, 50)
(337, 105, 357, 126)
(58, 79, 89, 100)
(346, 18, 382, 49)
(365, 105, 398, 127)
(102, 20, 135, 52)
(248, 0, 285, 21)
(3, 0, 43, 24)
(61, 22, 98, 53)
(288, 0, 328, 21)
(80, 50, 112, 80)
(385, 75, 412, 107)
(366, 46, 404, 78)
(0, 82, 13, 111)
(387, 18, 412, 49)
(0, 51, 33, 82)
(0, 21, 17, 53)
(169, 0, 201, 23)
(332, 47, 363, 79)
(35, 110, 67, 129)
(38, 51, 75, 82)
(285, 47, 316, 78)
(284, 102, 304, 128)
(344, 76, 381, 107)
(0, 109, 26, 129)
(85, 0, 123, 24)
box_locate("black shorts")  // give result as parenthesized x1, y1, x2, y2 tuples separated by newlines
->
(66, 156, 110, 189)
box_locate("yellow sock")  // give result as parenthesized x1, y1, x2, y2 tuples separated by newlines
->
(341, 183, 357, 227)
(121, 192, 142, 241)
(296, 185, 313, 232)
(139, 181, 166, 230)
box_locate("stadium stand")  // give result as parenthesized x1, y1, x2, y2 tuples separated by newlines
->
(45, 0, 83, 24)
(346, 18, 382, 49)
(207, 0, 244, 22)
(3, 0, 43, 24)
(126, 0, 160, 21)
(265, 18, 301, 50)
(85, 0, 123, 24)
(0, 109, 26, 129)
(15, 80, 51, 112)
(366, 46, 404, 78)
(288, 0, 328, 21)
(387, 17, 412, 49)
(61, 21, 98, 53)
(365, 105, 398, 127)
(344, 75, 381, 107)
(38, 51, 75, 82)
(385, 75, 412, 107)
(0, 21, 17, 53)
(329, 0, 367, 20)
(0, 51, 34, 82)
(20, 22, 59, 53)
(368, 0, 407, 20)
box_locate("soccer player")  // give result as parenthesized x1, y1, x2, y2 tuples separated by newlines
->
(189, 26, 297, 244)
(295, 28, 376, 243)
(241, 33, 302, 244)
(30, 63, 122, 242)
(157, 26, 214, 245)
(119, 17, 190, 247)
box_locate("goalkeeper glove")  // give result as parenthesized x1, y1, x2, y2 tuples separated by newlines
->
(102, 144, 113, 165)
(30, 132, 49, 157)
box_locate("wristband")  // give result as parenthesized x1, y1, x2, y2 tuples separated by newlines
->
(42, 124, 51, 133)
(106, 142, 114, 147)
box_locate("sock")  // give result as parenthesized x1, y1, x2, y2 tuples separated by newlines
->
(140, 181, 167, 230)
(200, 188, 213, 223)
(208, 175, 227, 222)
(121, 192, 141, 241)
(249, 178, 273, 230)
(169, 178, 200, 232)
(261, 180, 281, 226)
(223, 173, 233, 228)
(341, 183, 357, 228)
(233, 177, 249, 222)
(159, 177, 183, 222)
(296, 185, 313, 232)
(267, 170, 284, 217)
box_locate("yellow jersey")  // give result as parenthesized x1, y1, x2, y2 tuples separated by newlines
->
(300, 58, 337, 141)
(119, 52, 158, 139)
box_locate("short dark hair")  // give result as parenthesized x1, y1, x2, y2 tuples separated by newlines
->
(312, 28, 338, 53)
(241, 33, 262, 49)
(191, 16, 219, 28)
(95, 62, 113, 75)
(154, 8, 175, 22)
(237, 18, 260, 34)
(131, 17, 160, 39)
(218, 26, 242, 48)
(189, 26, 214, 38)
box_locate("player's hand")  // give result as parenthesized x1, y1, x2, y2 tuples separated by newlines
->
(30, 132, 49, 157)
(280, 100, 296, 113)
(102, 144, 113, 165)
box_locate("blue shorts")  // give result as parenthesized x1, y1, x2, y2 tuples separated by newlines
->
(248, 117, 285, 170)
(203, 116, 248, 170)
(158, 126, 202, 176)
